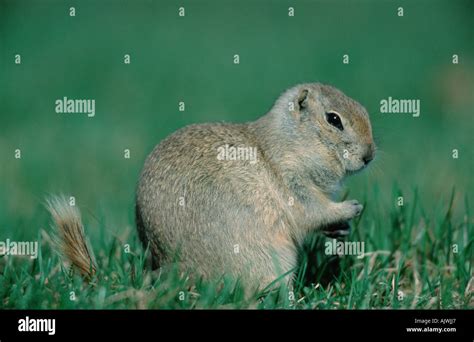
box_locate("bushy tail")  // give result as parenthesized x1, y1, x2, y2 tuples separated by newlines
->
(46, 196, 97, 278)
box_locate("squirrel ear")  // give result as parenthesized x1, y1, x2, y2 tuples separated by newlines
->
(297, 89, 309, 110)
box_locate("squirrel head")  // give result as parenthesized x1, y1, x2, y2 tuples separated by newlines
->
(269, 83, 375, 185)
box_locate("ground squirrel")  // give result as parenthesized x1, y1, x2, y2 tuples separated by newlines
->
(48, 83, 375, 292)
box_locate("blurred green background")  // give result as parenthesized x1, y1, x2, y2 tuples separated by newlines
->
(1, 0, 473, 243)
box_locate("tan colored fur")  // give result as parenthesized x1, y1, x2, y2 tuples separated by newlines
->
(46, 196, 97, 278)
(47, 83, 375, 292)
(136, 83, 375, 290)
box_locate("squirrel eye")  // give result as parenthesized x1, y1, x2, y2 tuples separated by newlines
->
(325, 112, 344, 131)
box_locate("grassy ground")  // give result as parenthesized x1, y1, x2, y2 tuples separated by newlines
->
(0, 0, 473, 309)
(0, 184, 472, 309)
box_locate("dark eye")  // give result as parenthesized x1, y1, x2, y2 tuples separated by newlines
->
(325, 112, 344, 131)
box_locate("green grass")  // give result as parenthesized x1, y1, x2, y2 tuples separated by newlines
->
(0, 185, 472, 309)
(0, 0, 473, 309)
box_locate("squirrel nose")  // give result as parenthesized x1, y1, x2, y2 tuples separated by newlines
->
(363, 144, 375, 165)
(363, 154, 374, 165)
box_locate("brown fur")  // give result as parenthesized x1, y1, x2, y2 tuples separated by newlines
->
(46, 196, 97, 278)
(47, 83, 374, 291)
(136, 83, 375, 290)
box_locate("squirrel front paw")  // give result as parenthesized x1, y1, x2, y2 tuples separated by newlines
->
(338, 199, 363, 220)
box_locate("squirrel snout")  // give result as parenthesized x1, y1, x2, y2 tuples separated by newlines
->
(362, 144, 376, 165)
